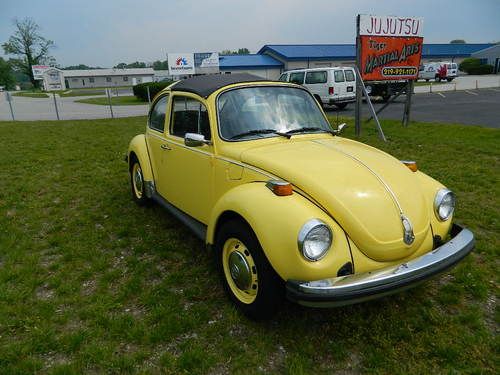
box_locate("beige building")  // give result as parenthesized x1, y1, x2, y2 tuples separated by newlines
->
(63, 68, 154, 89)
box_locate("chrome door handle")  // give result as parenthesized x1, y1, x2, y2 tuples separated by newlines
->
(160, 144, 171, 150)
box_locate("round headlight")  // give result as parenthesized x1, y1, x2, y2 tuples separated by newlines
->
(298, 219, 332, 261)
(434, 189, 456, 221)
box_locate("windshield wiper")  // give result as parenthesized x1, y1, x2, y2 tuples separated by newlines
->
(283, 126, 335, 136)
(230, 129, 290, 140)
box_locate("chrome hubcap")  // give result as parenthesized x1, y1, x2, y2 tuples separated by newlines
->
(228, 251, 251, 290)
(134, 168, 143, 193)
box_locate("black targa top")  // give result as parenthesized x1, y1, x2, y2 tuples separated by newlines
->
(171, 73, 269, 98)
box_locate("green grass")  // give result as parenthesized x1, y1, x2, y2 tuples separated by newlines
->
(11, 91, 50, 98)
(75, 96, 146, 106)
(59, 90, 106, 97)
(0, 116, 498, 374)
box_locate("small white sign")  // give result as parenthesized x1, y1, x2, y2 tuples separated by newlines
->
(199, 52, 219, 68)
(359, 15, 424, 37)
(32, 65, 50, 80)
(168, 53, 195, 75)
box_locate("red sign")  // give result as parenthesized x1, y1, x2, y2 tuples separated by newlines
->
(359, 35, 423, 81)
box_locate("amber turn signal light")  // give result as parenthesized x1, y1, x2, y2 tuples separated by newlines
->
(266, 180, 293, 196)
(401, 160, 418, 172)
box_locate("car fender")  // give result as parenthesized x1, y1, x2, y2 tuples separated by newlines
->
(414, 171, 453, 239)
(127, 134, 154, 183)
(207, 183, 353, 281)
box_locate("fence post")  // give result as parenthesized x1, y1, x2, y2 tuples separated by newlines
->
(52, 92, 60, 120)
(6, 92, 15, 121)
(430, 82, 433, 93)
(106, 88, 114, 119)
(146, 86, 151, 104)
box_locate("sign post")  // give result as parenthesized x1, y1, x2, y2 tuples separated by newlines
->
(355, 15, 424, 136)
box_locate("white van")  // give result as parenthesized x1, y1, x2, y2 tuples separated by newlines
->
(278, 67, 356, 109)
(419, 62, 458, 82)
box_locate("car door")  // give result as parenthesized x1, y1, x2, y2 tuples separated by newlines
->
(161, 94, 214, 223)
(344, 69, 356, 96)
(304, 70, 328, 102)
(145, 94, 170, 194)
(332, 69, 347, 99)
(289, 72, 305, 85)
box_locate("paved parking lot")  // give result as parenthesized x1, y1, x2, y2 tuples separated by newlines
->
(327, 88, 500, 128)
(1, 85, 499, 128)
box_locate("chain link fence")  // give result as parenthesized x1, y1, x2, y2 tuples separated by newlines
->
(0, 87, 150, 121)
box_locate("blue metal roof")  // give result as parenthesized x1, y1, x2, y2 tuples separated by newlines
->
(258, 43, 494, 60)
(420, 43, 494, 57)
(219, 54, 283, 69)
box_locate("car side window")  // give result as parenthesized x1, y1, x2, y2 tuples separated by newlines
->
(289, 72, 305, 85)
(305, 71, 327, 84)
(171, 96, 211, 140)
(149, 95, 168, 132)
(334, 70, 345, 82)
(344, 70, 355, 82)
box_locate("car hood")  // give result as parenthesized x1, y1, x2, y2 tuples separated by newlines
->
(240, 136, 430, 261)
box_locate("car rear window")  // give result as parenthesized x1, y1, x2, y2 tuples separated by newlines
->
(289, 72, 305, 85)
(344, 70, 355, 82)
(305, 71, 327, 84)
(334, 70, 345, 82)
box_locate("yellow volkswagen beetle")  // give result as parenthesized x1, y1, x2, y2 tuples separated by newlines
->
(127, 74, 474, 319)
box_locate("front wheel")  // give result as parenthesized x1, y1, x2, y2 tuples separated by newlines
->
(216, 220, 284, 320)
(335, 103, 347, 109)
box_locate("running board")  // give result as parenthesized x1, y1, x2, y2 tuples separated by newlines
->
(151, 193, 207, 241)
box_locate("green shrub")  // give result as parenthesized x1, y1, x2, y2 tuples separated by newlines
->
(133, 81, 173, 101)
(458, 58, 493, 75)
(468, 64, 494, 75)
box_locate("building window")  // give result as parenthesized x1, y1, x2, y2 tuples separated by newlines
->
(123, 76, 128, 81)
(106, 77, 112, 82)
(72, 78, 78, 82)
(89, 77, 95, 83)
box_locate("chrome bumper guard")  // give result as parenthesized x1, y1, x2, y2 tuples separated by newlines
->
(286, 224, 474, 307)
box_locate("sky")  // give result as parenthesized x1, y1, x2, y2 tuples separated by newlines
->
(1, 0, 498, 67)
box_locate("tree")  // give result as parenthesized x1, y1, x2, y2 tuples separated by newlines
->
(62, 64, 103, 70)
(2, 17, 55, 87)
(0, 57, 15, 90)
(152, 60, 169, 70)
(450, 39, 466, 44)
(220, 48, 251, 55)
(113, 61, 147, 69)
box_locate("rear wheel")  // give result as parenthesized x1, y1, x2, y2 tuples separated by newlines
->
(435, 75, 441, 82)
(335, 103, 347, 109)
(130, 158, 150, 206)
(216, 220, 284, 320)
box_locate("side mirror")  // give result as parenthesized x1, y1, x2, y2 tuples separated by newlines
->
(184, 133, 209, 147)
(334, 123, 347, 135)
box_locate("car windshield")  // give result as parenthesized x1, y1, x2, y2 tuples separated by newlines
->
(217, 86, 332, 140)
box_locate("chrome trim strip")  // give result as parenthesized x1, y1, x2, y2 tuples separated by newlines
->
(286, 224, 474, 307)
(214, 156, 279, 180)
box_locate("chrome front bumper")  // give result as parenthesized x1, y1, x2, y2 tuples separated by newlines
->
(286, 224, 474, 307)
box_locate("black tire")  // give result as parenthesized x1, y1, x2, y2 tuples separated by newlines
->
(425, 79, 429, 82)
(215, 220, 284, 320)
(447, 78, 453, 82)
(335, 103, 347, 110)
(435, 75, 441, 82)
(381, 94, 391, 102)
(130, 157, 150, 206)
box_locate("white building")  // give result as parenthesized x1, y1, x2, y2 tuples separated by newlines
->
(62, 68, 154, 89)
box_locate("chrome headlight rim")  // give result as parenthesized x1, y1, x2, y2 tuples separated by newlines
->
(434, 188, 456, 221)
(297, 219, 333, 262)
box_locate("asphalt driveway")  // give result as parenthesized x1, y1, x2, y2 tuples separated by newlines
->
(327, 88, 500, 128)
